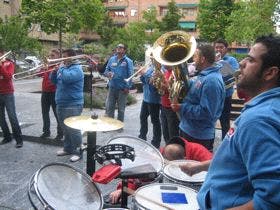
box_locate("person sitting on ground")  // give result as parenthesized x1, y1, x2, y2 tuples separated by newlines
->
(109, 136, 212, 204)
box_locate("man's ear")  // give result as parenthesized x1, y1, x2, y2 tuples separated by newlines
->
(263, 66, 279, 82)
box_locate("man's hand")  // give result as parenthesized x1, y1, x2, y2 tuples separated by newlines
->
(122, 88, 129, 94)
(179, 162, 203, 176)
(109, 189, 122, 204)
(171, 101, 181, 112)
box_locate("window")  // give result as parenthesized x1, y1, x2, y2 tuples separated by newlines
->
(3, 0, 10, 3)
(131, 9, 137, 17)
(181, 8, 195, 16)
(159, 7, 168, 16)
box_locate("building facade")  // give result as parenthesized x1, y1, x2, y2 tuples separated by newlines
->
(103, 0, 199, 37)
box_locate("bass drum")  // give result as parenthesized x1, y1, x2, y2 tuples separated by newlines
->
(132, 183, 199, 210)
(107, 135, 164, 180)
(28, 163, 103, 210)
(163, 159, 207, 191)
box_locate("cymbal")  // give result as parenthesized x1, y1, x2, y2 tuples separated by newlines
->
(64, 115, 124, 132)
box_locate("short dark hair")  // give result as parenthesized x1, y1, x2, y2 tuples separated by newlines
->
(255, 34, 280, 86)
(198, 44, 215, 64)
(214, 39, 228, 48)
(62, 49, 76, 57)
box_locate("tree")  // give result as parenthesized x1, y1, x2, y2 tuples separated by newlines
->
(142, 5, 160, 31)
(197, 0, 234, 42)
(225, 0, 278, 44)
(115, 22, 148, 62)
(21, 0, 105, 53)
(0, 16, 41, 54)
(160, 0, 182, 32)
(96, 12, 117, 47)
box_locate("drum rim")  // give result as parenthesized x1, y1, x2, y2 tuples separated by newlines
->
(134, 183, 198, 209)
(107, 135, 164, 174)
(33, 162, 104, 209)
(163, 159, 206, 184)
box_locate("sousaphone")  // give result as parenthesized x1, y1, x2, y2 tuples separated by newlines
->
(152, 30, 197, 102)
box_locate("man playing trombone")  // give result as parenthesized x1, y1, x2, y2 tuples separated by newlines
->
(39, 49, 63, 140)
(0, 49, 23, 148)
(50, 49, 84, 162)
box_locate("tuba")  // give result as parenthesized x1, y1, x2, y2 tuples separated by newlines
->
(151, 30, 197, 102)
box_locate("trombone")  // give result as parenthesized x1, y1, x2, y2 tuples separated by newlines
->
(124, 63, 151, 83)
(13, 54, 98, 80)
(0, 51, 12, 61)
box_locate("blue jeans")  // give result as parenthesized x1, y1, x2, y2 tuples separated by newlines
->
(106, 87, 128, 122)
(56, 105, 83, 155)
(160, 106, 179, 143)
(138, 101, 162, 148)
(0, 94, 22, 143)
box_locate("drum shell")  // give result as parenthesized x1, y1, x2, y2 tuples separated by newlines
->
(162, 173, 202, 192)
(131, 183, 199, 210)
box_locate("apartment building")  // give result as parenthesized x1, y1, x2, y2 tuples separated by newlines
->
(103, 0, 199, 37)
(0, 0, 20, 20)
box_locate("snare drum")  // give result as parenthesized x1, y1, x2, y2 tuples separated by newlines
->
(28, 163, 103, 210)
(133, 183, 199, 210)
(163, 160, 207, 191)
(107, 135, 164, 180)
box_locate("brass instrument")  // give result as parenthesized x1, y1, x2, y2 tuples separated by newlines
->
(151, 30, 197, 102)
(13, 54, 97, 80)
(0, 51, 12, 61)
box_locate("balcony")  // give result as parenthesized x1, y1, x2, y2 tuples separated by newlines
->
(103, 0, 128, 9)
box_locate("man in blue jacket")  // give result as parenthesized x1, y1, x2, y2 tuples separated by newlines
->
(171, 44, 225, 151)
(104, 44, 133, 122)
(214, 39, 239, 139)
(198, 34, 280, 210)
(138, 63, 161, 148)
(50, 49, 84, 162)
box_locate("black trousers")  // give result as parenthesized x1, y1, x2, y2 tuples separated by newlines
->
(41, 92, 63, 136)
(138, 101, 162, 148)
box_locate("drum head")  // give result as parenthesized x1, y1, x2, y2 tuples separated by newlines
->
(34, 163, 103, 210)
(107, 136, 164, 174)
(134, 183, 199, 210)
(164, 160, 207, 183)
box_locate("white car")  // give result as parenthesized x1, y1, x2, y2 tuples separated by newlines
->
(25, 56, 41, 67)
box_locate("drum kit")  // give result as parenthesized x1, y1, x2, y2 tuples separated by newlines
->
(28, 115, 206, 210)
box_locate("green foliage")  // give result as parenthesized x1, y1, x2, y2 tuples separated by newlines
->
(160, 0, 182, 32)
(96, 12, 117, 47)
(115, 22, 147, 62)
(229, 53, 247, 62)
(142, 6, 160, 31)
(197, 0, 234, 42)
(83, 88, 137, 109)
(225, 0, 277, 44)
(0, 16, 42, 54)
(21, 0, 105, 51)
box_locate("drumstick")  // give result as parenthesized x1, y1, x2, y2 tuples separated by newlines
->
(123, 187, 176, 210)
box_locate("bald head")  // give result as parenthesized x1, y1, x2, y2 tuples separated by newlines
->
(163, 144, 185, 161)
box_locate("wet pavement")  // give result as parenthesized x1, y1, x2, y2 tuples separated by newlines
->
(0, 78, 222, 210)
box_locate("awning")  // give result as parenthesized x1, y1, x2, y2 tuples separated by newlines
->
(176, 4, 198, 8)
(179, 22, 196, 29)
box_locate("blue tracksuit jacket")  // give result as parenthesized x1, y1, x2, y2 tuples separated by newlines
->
(179, 65, 225, 140)
(198, 87, 280, 210)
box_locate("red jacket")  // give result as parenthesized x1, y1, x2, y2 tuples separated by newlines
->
(0, 60, 14, 94)
(161, 69, 172, 108)
(40, 67, 56, 92)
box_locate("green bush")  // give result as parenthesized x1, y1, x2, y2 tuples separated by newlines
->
(229, 53, 247, 62)
(83, 87, 137, 109)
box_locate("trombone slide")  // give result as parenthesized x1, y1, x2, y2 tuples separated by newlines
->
(0, 51, 12, 61)
(124, 63, 150, 83)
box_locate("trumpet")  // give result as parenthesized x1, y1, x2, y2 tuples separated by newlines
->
(0, 51, 12, 61)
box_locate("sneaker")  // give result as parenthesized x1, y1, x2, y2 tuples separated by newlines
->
(54, 134, 63, 140)
(56, 149, 70, 156)
(0, 138, 12, 145)
(15, 142, 23, 148)
(70, 155, 81, 162)
(40, 132, 50, 138)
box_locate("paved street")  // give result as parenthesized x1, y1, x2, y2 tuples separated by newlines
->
(0, 78, 221, 210)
